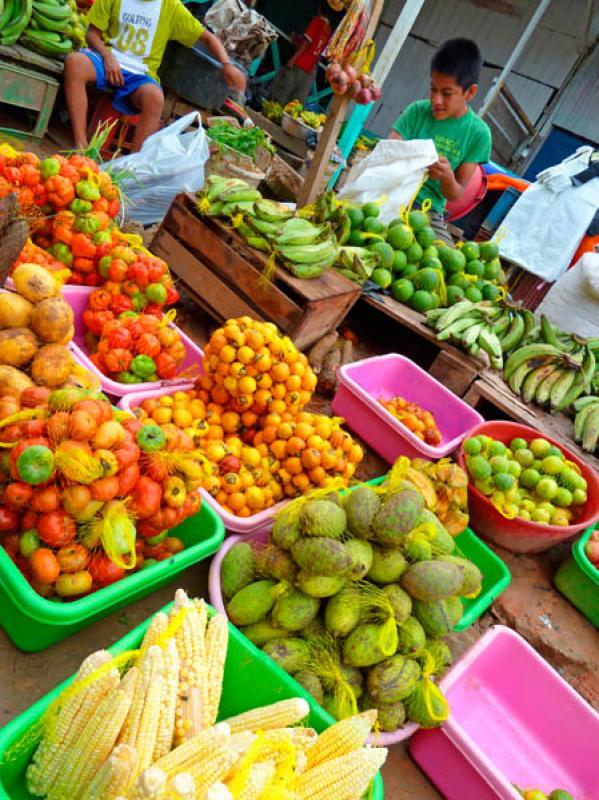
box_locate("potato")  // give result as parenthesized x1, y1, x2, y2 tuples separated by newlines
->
(12, 263, 58, 303)
(31, 297, 74, 343)
(31, 344, 73, 387)
(0, 365, 33, 393)
(0, 292, 34, 329)
(0, 328, 38, 366)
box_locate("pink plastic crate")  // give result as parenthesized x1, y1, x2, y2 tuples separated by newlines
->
(332, 354, 483, 463)
(410, 626, 599, 800)
(64, 288, 204, 398)
(208, 528, 420, 746)
(118, 386, 293, 536)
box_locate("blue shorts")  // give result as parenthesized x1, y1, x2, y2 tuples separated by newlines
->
(82, 48, 160, 115)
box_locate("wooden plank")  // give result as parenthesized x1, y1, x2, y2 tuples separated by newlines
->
(429, 349, 479, 397)
(292, 291, 360, 351)
(0, 44, 63, 75)
(152, 230, 262, 322)
(164, 198, 304, 330)
(245, 109, 308, 159)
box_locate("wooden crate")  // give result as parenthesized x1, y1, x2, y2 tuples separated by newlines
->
(362, 293, 486, 397)
(463, 370, 599, 471)
(151, 193, 361, 350)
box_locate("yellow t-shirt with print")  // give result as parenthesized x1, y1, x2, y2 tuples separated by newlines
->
(87, 0, 204, 79)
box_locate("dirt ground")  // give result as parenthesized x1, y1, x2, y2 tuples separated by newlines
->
(0, 131, 597, 798)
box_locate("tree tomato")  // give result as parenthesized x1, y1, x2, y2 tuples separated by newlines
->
(30, 548, 60, 584)
(38, 511, 76, 547)
(31, 485, 61, 513)
(4, 482, 33, 510)
(2, 532, 20, 558)
(57, 543, 90, 573)
(2, 424, 23, 443)
(130, 477, 162, 519)
(88, 552, 125, 586)
(163, 536, 185, 554)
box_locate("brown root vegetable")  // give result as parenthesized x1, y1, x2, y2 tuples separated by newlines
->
(340, 338, 354, 368)
(308, 331, 339, 373)
(318, 342, 342, 395)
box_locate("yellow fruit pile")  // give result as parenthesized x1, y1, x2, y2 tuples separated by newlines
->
(201, 317, 317, 418)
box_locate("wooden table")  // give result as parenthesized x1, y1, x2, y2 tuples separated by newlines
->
(362, 292, 487, 397)
(151, 193, 361, 350)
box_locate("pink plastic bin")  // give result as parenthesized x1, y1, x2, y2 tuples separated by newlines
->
(64, 288, 204, 399)
(208, 527, 420, 746)
(410, 625, 599, 800)
(332, 354, 483, 463)
(118, 385, 294, 536)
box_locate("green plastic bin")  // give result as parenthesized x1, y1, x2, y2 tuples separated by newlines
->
(453, 527, 511, 631)
(554, 523, 599, 629)
(0, 602, 384, 800)
(0, 504, 225, 653)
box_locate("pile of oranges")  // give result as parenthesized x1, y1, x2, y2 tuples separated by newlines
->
(378, 394, 442, 446)
(134, 318, 364, 516)
(201, 318, 317, 417)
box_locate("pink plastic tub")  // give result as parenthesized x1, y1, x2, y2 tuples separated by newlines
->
(208, 527, 419, 746)
(332, 354, 483, 463)
(410, 625, 599, 800)
(64, 288, 204, 398)
(118, 385, 294, 535)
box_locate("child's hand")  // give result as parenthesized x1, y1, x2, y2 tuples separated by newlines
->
(429, 157, 453, 182)
(104, 53, 124, 87)
(223, 63, 247, 93)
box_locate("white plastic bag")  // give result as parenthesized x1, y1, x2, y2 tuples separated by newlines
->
(536, 252, 599, 338)
(499, 148, 599, 282)
(106, 112, 210, 225)
(338, 139, 438, 223)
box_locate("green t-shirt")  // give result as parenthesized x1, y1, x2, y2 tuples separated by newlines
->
(393, 99, 492, 213)
(88, 0, 204, 80)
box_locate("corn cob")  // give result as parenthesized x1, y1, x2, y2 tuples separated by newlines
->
(306, 711, 377, 769)
(207, 784, 232, 800)
(237, 760, 276, 800)
(187, 731, 256, 792)
(167, 772, 195, 800)
(127, 766, 167, 800)
(151, 722, 230, 778)
(137, 647, 166, 773)
(296, 747, 388, 800)
(141, 612, 168, 650)
(223, 698, 310, 734)
(47, 667, 138, 800)
(201, 613, 228, 728)
(173, 592, 206, 743)
(265, 727, 318, 752)
(152, 637, 180, 761)
(26, 651, 117, 797)
(81, 744, 137, 800)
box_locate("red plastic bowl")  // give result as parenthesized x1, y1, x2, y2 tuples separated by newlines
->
(457, 421, 599, 554)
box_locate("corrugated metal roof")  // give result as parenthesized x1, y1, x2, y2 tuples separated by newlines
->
(551, 43, 599, 141)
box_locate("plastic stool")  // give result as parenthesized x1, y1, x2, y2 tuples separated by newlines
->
(87, 93, 139, 158)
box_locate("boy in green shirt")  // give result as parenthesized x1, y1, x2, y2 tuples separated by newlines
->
(64, 0, 246, 153)
(390, 38, 491, 242)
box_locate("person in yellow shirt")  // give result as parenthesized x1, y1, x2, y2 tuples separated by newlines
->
(64, 0, 247, 152)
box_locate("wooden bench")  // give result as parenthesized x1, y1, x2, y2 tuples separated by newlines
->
(151, 193, 361, 350)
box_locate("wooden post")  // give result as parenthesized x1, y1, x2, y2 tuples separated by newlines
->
(297, 0, 385, 206)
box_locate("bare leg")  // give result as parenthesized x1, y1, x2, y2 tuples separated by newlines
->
(128, 83, 165, 152)
(64, 52, 97, 149)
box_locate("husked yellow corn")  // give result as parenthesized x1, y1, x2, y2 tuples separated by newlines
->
(223, 699, 310, 734)
(26, 650, 114, 797)
(152, 722, 230, 777)
(81, 744, 137, 800)
(173, 592, 207, 743)
(47, 667, 138, 800)
(237, 760, 276, 800)
(207, 784, 232, 800)
(167, 772, 195, 800)
(306, 711, 377, 769)
(141, 613, 168, 650)
(265, 727, 318, 752)
(127, 766, 167, 799)
(187, 731, 256, 793)
(296, 747, 388, 800)
(119, 646, 164, 774)
(202, 614, 228, 729)
(152, 638, 180, 761)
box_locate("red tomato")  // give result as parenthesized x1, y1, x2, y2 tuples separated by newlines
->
(0, 507, 20, 533)
(38, 511, 76, 547)
(106, 326, 132, 351)
(20, 419, 47, 438)
(137, 520, 162, 540)
(114, 441, 140, 469)
(31, 485, 60, 513)
(62, 485, 92, 517)
(130, 477, 162, 520)
(147, 259, 166, 282)
(20, 510, 38, 532)
(57, 543, 90, 573)
(2, 532, 20, 558)
(20, 387, 51, 409)
(127, 262, 149, 289)
(30, 548, 60, 584)
(90, 475, 120, 502)
(135, 333, 160, 358)
(88, 552, 125, 587)
(118, 463, 140, 496)
(68, 410, 98, 441)
(155, 352, 178, 380)
(108, 259, 128, 282)
(47, 412, 70, 445)
(4, 482, 33, 510)
(104, 349, 132, 374)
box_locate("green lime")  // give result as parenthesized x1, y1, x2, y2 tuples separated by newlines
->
(530, 438, 552, 458)
(553, 487, 573, 507)
(468, 455, 492, 480)
(541, 455, 563, 475)
(387, 217, 403, 229)
(420, 256, 443, 271)
(409, 290, 436, 313)
(391, 278, 414, 303)
(387, 223, 413, 250)
(416, 226, 436, 249)
(447, 272, 465, 287)
(474, 478, 495, 496)
(465, 259, 485, 277)
(429, 293, 441, 309)
(348, 229, 367, 246)
(479, 240, 499, 262)
(572, 489, 588, 505)
(347, 206, 364, 228)
(483, 258, 502, 281)
(521, 498, 536, 512)
(408, 209, 428, 230)
(490, 455, 510, 473)
(482, 283, 501, 301)
(369, 241, 394, 270)
(446, 285, 465, 305)
(548, 791, 575, 800)
(531, 508, 551, 524)
(413, 268, 440, 292)
(547, 445, 564, 459)
(441, 247, 466, 273)
(363, 217, 386, 235)
(392, 250, 408, 272)
(488, 441, 507, 457)
(371, 267, 393, 289)
(510, 437, 528, 451)
(463, 437, 482, 456)
(514, 448, 534, 467)
(464, 286, 482, 303)
(519, 509, 532, 521)
(507, 460, 522, 478)
(405, 242, 423, 263)
(494, 472, 515, 491)
(422, 245, 439, 259)
(520, 468, 541, 489)
(402, 263, 419, 277)
(461, 241, 480, 261)
(536, 477, 558, 500)
(361, 202, 380, 219)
